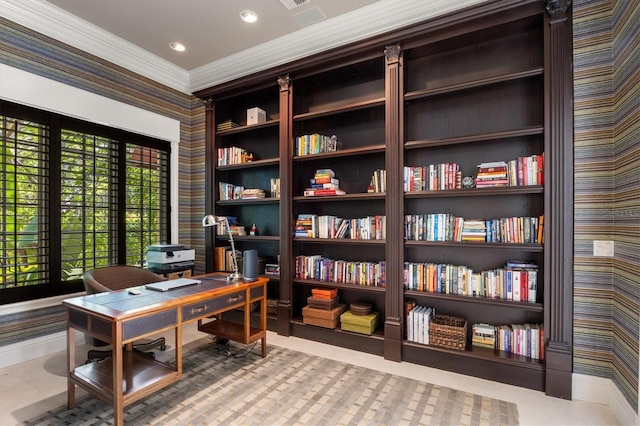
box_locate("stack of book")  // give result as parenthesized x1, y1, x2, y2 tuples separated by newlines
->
(303, 169, 345, 196)
(216, 119, 240, 132)
(475, 161, 509, 187)
(460, 219, 487, 241)
(270, 177, 280, 198)
(294, 213, 317, 238)
(472, 323, 496, 348)
(241, 188, 265, 199)
(219, 182, 244, 200)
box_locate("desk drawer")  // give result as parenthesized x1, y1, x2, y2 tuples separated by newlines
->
(182, 290, 245, 322)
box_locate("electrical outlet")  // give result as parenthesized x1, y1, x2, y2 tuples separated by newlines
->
(593, 240, 614, 257)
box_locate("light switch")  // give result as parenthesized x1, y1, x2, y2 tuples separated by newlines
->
(593, 240, 614, 257)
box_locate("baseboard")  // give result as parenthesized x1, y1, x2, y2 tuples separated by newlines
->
(573, 373, 638, 426)
(0, 330, 85, 369)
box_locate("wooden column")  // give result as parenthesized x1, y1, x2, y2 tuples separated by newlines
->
(203, 98, 216, 273)
(384, 45, 403, 362)
(543, 0, 574, 399)
(277, 75, 293, 336)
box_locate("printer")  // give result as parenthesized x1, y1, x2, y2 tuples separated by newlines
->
(146, 244, 195, 272)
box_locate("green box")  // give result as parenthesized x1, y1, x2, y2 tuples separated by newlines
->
(340, 311, 379, 335)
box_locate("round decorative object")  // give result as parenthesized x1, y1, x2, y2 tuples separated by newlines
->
(462, 176, 475, 189)
(350, 302, 372, 316)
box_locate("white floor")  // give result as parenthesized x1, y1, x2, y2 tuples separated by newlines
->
(0, 323, 624, 426)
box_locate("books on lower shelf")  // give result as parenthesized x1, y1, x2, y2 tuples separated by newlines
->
(295, 134, 338, 156)
(295, 255, 386, 287)
(295, 214, 386, 240)
(472, 322, 545, 360)
(475, 153, 544, 188)
(217, 146, 253, 166)
(404, 214, 544, 244)
(404, 163, 461, 192)
(404, 260, 539, 303)
(406, 303, 435, 344)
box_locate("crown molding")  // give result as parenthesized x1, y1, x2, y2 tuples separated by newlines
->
(188, 0, 488, 92)
(0, 0, 190, 94)
(2, 0, 488, 95)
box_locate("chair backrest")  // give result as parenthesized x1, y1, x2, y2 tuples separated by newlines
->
(83, 265, 165, 294)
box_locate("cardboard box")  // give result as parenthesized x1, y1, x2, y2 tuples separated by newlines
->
(247, 107, 266, 125)
(302, 304, 346, 329)
(307, 296, 339, 310)
(340, 311, 379, 335)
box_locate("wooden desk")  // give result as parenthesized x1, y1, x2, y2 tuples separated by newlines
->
(64, 274, 268, 426)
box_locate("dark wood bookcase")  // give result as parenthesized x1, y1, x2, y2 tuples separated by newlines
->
(196, 0, 573, 399)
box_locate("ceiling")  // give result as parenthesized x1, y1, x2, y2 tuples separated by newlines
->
(43, 0, 380, 71)
(2, 0, 489, 93)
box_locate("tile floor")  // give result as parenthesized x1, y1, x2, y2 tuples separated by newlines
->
(0, 323, 623, 425)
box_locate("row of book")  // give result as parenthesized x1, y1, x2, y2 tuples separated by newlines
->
(472, 322, 544, 360)
(404, 214, 543, 244)
(404, 163, 461, 192)
(217, 146, 253, 166)
(219, 183, 267, 200)
(406, 304, 435, 344)
(294, 255, 386, 287)
(476, 154, 543, 188)
(295, 134, 338, 156)
(295, 213, 386, 240)
(368, 169, 386, 193)
(403, 260, 538, 303)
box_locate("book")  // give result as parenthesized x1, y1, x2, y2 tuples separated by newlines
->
(304, 188, 346, 197)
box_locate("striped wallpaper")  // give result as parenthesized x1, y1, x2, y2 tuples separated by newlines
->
(573, 0, 639, 411)
(1, 0, 638, 410)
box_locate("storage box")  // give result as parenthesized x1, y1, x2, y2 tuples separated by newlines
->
(302, 304, 346, 329)
(307, 296, 339, 310)
(311, 288, 338, 300)
(429, 314, 467, 351)
(247, 107, 266, 125)
(340, 311, 379, 335)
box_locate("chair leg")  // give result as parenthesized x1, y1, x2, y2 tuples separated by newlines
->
(85, 337, 166, 363)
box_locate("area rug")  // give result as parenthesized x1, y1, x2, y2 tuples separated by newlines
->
(26, 342, 519, 425)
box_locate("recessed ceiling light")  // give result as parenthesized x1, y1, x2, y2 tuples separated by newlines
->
(169, 42, 186, 52)
(240, 9, 258, 23)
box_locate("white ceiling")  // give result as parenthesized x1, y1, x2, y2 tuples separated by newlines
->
(1, 0, 489, 94)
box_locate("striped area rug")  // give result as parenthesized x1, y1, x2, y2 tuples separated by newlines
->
(27, 342, 519, 425)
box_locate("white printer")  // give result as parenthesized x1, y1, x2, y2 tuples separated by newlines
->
(146, 244, 195, 272)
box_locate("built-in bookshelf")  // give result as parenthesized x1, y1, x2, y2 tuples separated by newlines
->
(196, 0, 573, 399)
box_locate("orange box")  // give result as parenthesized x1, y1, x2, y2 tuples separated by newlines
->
(311, 288, 338, 299)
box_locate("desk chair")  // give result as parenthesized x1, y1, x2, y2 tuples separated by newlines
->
(82, 265, 168, 362)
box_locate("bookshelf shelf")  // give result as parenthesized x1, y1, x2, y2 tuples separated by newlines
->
(216, 119, 279, 136)
(404, 126, 544, 150)
(293, 237, 385, 245)
(216, 198, 280, 206)
(404, 68, 544, 101)
(404, 241, 543, 251)
(216, 158, 280, 171)
(404, 290, 544, 312)
(217, 235, 280, 242)
(293, 279, 386, 294)
(293, 192, 385, 202)
(197, 1, 573, 398)
(293, 98, 385, 121)
(293, 145, 386, 162)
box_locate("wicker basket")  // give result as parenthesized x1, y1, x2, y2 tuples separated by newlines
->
(429, 314, 467, 351)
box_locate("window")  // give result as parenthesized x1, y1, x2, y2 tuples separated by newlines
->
(0, 101, 171, 304)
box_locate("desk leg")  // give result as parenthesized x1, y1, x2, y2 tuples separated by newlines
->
(67, 326, 76, 408)
(112, 322, 124, 426)
(260, 290, 267, 358)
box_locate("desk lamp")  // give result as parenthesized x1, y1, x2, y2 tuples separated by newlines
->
(202, 215, 244, 282)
